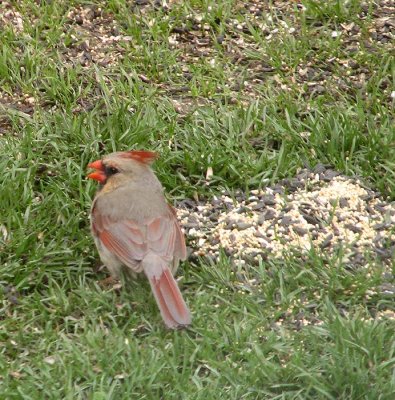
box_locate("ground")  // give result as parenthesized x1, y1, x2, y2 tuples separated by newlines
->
(0, 0, 394, 399)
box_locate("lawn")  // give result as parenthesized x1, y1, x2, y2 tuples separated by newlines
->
(0, 0, 394, 398)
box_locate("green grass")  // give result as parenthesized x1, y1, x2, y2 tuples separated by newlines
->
(1, 0, 394, 398)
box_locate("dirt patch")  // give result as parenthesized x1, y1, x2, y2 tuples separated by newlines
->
(132, 0, 394, 108)
(0, 2, 25, 33)
(0, 1, 393, 119)
(0, 92, 35, 135)
(60, 5, 129, 69)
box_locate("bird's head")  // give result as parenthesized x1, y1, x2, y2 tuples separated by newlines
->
(87, 150, 157, 185)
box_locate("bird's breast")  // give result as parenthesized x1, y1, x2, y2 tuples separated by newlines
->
(95, 184, 169, 223)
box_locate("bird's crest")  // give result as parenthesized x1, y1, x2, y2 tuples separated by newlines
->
(120, 150, 158, 165)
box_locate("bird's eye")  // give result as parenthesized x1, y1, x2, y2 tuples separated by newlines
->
(105, 166, 119, 176)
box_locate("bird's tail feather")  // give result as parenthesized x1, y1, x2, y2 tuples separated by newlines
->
(142, 254, 191, 328)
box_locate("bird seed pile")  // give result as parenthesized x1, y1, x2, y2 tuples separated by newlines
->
(177, 166, 395, 268)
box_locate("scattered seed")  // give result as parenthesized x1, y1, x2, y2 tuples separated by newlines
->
(176, 168, 395, 267)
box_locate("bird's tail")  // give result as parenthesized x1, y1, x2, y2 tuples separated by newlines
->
(142, 254, 191, 329)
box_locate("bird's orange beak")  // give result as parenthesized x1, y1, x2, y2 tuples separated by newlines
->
(87, 159, 106, 184)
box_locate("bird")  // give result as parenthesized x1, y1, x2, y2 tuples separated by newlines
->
(87, 150, 191, 329)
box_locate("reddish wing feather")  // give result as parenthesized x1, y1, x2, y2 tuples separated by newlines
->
(174, 220, 187, 260)
(147, 217, 165, 242)
(100, 230, 136, 265)
(92, 205, 182, 270)
(168, 205, 187, 261)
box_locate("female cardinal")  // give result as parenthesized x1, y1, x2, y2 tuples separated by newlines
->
(87, 150, 191, 329)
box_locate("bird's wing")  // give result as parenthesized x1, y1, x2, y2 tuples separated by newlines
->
(92, 205, 185, 271)
(168, 204, 187, 261)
